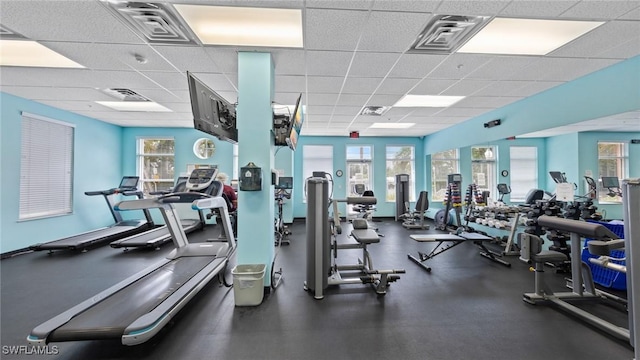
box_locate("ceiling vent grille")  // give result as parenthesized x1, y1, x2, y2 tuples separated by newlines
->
(409, 15, 490, 54)
(100, 1, 198, 45)
(0, 24, 27, 40)
(360, 106, 391, 116)
(103, 88, 150, 102)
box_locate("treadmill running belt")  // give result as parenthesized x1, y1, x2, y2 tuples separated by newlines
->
(48, 256, 214, 342)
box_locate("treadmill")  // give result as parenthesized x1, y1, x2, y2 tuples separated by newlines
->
(29, 176, 154, 252)
(109, 177, 205, 250)
(28, 168, 237, 346)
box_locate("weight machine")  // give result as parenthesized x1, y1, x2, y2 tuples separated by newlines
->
(304, 177, 404, 299)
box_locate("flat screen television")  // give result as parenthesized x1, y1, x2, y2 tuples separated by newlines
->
(187, 71, 238, 144)
(601, 176, 620, 188)
(285, 94, 303, 151)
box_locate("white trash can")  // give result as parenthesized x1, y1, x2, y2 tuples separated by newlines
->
(232, 264, 266, 306)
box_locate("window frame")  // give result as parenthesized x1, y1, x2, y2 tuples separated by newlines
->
(471, 146, 497, 196)
(386, 145, 415, 202)
(346, 145, 373, 196)
(136, 137, 176, 196)
(597, 141, 628, 204)
(431, 149, 459, 202)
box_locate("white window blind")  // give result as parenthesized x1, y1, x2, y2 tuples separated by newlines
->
(302, 145, 333, 202)
(19, 112, 75, 220)
(509, 146, 538, 202)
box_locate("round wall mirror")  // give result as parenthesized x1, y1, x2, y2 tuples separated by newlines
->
(193, 138, 216, 159)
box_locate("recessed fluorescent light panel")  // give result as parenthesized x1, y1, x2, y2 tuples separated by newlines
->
(370, 123, 415, 129)
(95, 101, 172, 112)
(458, 17, 604, 55)
(0, 40, 84, 68)
(393, 95, 465, 108)
(174, 4, 303, 48)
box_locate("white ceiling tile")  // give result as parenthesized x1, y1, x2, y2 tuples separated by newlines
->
(593, 37, 640, 59)
(431, 107, 491, 118)
(454, 96, 522, 108)
(342, 77, 383, 94)
(620, 5, 640, 19)
(272, 49, 307, 75)
(0, 1, 144, 44)
(411, 79, 459, 95)
(306, 105, 336, 115)
(137, 89, 191, 104)
(274, 75, 306, 92)
(388, 54, 449, 79)
(151, 45, 221, 73)
(376, 78, 421, 95)
(0, 67, 92, 87)
(513, 81, 565, 96)
(333, 106, 364, 115)
(435, 0, 511, 16)
(367, 94, 404, 106)
(466, 56, 539, 80)
(139, 71, 193, 91)
(559, 0, 640, 20)
(358, 11, 432, 52)
(440, 79, 494, 96)
(307, 76, 344, 93)
(349, 52, 402, 77)
(406, 107, 445, 116)
(427, 54, 494, 80)
(305, 9, 370, 51)
(307, 92, 340, 106)
(499, 1, 579, 17)
(306, 51, 354, 76)
(2, 86, 113, 102)
(37, 100, 97, 112)
(336, 94, 370, 106)
(306, 0, 373, 10)
(372, 0, 440, 12)
(204, 47, 240, 73)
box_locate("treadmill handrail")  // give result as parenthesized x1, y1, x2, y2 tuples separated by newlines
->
(115, 192, 213, 211)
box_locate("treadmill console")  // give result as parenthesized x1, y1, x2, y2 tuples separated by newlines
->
(186, 168, 218, 191)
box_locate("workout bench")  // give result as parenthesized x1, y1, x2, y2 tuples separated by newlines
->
(408, 231, 511, 272)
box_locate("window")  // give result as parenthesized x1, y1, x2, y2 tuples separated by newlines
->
(431, 149, 459, 202)
(19, 112, 74, 220)
(386, 146, 415, 202)
(471, 146, 497, 197)
(346, 145, 373, 196)
(509, 147, 538, 202)
(598, 141, 627, 203)
(302, 145, 333, 201)
(137, 138, 175, 195)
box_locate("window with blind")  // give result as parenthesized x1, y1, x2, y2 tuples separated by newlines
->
(598, 141, 627, 203)
(431, 149, 459, 202)
(509, 146, 538, 202)
(386, 146, 415, 202)
(302, 145, 333, 202)
(346, 145, 373, 196)
(19, 112, 75, 220)
(137, 138, 175, 196)
(471, 146, 497, 196)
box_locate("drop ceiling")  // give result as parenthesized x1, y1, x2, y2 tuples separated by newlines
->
(1, 0, 639, 138)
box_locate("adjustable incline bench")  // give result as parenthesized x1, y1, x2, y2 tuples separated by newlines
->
(408, 231, 511, 272)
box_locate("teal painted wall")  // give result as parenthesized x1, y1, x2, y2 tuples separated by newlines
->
(292, 136, 425, 218)
(545, 133, 580, 191)
(1, 92, 123, 253)
(424, 55, 640, 154)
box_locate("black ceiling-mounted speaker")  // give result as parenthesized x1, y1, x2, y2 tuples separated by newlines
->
(631, 139, 640, 144)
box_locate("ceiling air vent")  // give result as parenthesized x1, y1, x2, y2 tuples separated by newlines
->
(103, 88, 149, 102)
(409, 15, 490, 54)
(360, 106, 391, 116)
(100, 1, 198, 45)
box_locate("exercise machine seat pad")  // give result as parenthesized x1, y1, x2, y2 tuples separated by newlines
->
(351, 229, 380, 244)
(531, 250, 567, 263)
